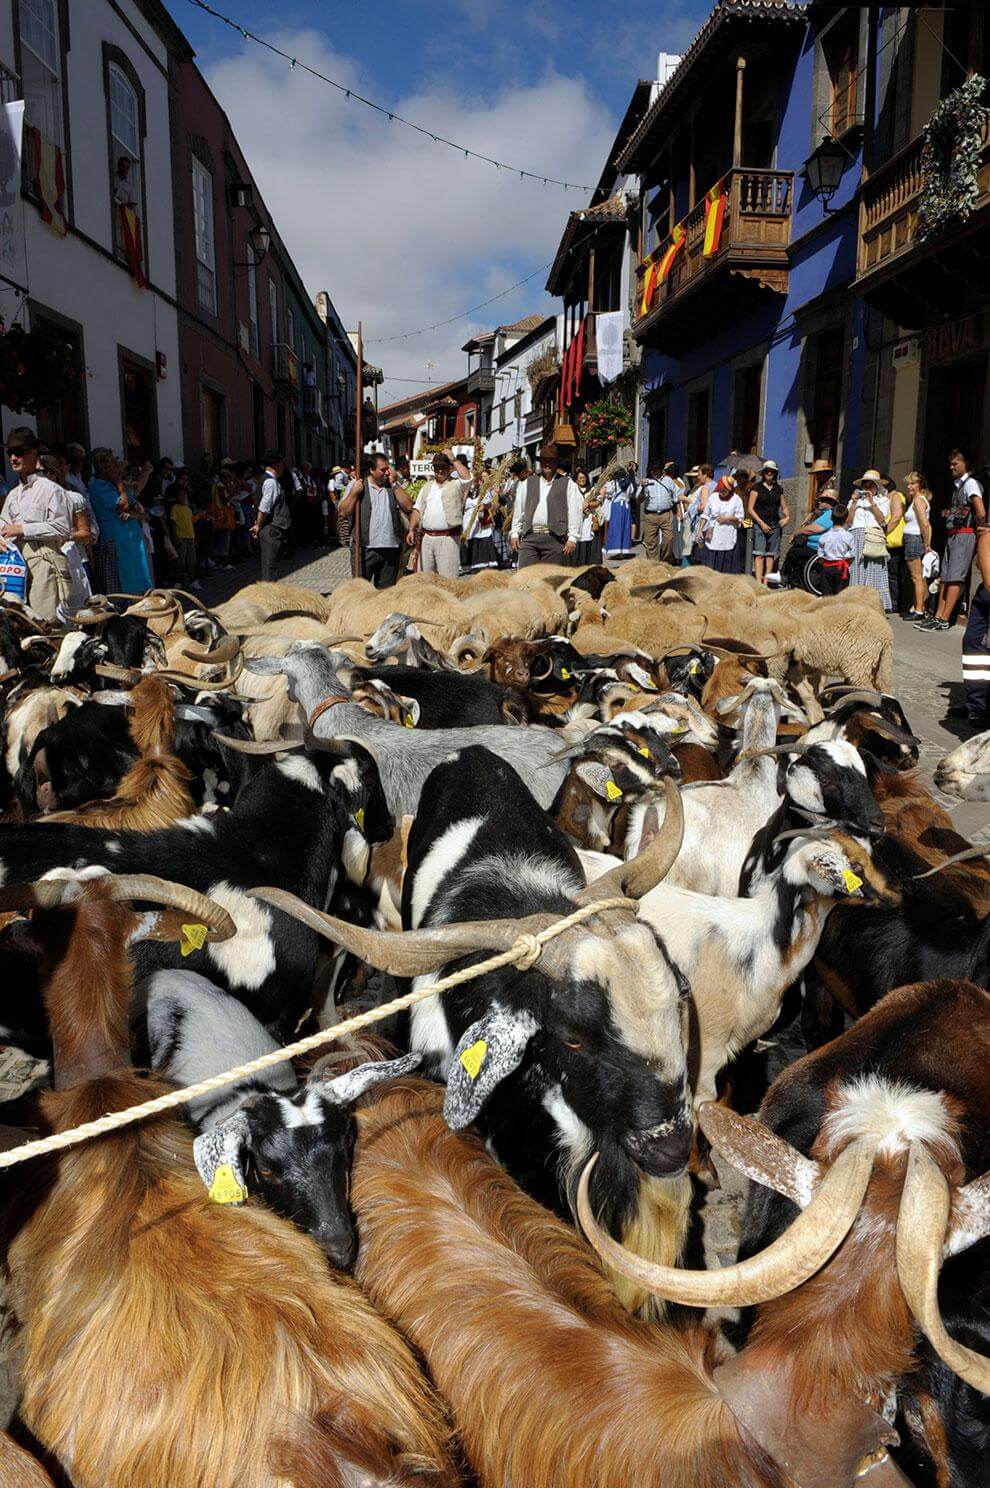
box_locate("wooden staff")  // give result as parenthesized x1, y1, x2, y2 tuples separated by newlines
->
(351, 320, 364, 578)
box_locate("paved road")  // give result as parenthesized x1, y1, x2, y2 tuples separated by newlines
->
(200, 547, 990, 843)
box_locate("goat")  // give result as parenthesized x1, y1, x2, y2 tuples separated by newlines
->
(635, 826, 897, 1105)
(0, 1432, 54, 1485)
(245, 643, 577, 816)
(935, 729, 990, 802)
(1, 873, 458, 1488)
(352, 661, 526, 727)
(45, 675, 196, 830)
(0, 745, 392, 1033)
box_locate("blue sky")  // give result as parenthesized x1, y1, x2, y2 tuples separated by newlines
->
(163, 0, 713, 401)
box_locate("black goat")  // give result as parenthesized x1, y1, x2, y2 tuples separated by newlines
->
(353, 663, 527, 727)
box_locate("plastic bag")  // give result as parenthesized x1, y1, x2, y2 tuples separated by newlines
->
(0, 542, 28, 603)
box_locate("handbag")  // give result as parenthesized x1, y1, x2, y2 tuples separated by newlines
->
(886, 494, 907, 550)
(863, 524, 889, 561)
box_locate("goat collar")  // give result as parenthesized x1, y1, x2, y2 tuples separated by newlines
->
(309, 694, 353, 728)
(712, 1354, 911, 1488)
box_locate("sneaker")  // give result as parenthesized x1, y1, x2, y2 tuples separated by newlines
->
(916, 616, 940, 629)
(903, 610, 925, 621)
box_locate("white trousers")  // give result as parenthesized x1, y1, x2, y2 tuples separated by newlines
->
(420, 534, 461, 577)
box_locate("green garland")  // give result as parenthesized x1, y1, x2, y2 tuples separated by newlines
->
(918, 75, 988, 242)
(578, 399, 634, 449)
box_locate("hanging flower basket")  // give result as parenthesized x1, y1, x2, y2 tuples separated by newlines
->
(578, 399, 634, 448)
(0, 323, 78, 414)
(918, 75, 988, 242)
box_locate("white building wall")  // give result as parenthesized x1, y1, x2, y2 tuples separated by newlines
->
(0, 0, 182, 459)
(484, 322, 557, 460)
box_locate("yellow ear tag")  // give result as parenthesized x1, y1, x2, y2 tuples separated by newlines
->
(355, 807, 365, 830)
(689, 660, 702, 675)
(209, 1163, 247, 1205)
(842, 868, 863, 893)
(605, 779, 624, 802)
(638, 745, 650, 758)
(180, 923, 209, 958)
(459, 1039, 488, 1080)
(404, 714, 415, 728)
(560, 667, 571, 680)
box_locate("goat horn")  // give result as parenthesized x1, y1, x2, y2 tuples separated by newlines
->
(913, 844, 989, 878)
(0, 874, 235, 939)
(179, 636, 241, 664)
(155, 655, 244, 692)
(575, 778, 683, 903)
(247, 887, 565, 977)
(698, 1103, 822, 1208)
(945, 1169, 990, 1257)
(896, 1145, 990, 1393)
(94, 662, 143, 683)
(773, 826, 837, 844)
(664, 640, 739, 661)
(213, 732, 303, 755)
(577, 1136, 877, 1307)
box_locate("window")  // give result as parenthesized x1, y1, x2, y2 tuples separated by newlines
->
(732, 361, 764, 455)
(809, 326, 845, 468)
(19, 0, 63, 150)
(247, 256, 259, 358)
(823, 12, 860, 136)
(286, 305, 296, 356)
(686, 386, 711, 469)
(109, 62, 142, 260)
(268, 278, 278, 344)
(499, 399, 508, 433)
(191, 157, 216, 314)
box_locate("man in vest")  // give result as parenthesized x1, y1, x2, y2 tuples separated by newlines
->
(407, 451, 465, 576)
(640, 461, 680, 563)
(250, 449, 291, 582)
(509, 444, 582, 570)
(339, 451, 414, 588)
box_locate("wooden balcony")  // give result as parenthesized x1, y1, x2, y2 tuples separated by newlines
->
(857, 116, 990, 326)
(633, 168, 792, 351)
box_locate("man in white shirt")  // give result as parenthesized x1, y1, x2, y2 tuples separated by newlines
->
(407, 451, 465, 576)
(0, 425, 72, 620)
(250, 449, 289, 581)
(510, 445, 582, 569)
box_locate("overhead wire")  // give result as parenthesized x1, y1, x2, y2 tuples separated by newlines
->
(185, 0, 593, 192)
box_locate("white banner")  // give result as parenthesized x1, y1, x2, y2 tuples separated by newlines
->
(0, 102, 27, 294)
(596, 311, 624, 385)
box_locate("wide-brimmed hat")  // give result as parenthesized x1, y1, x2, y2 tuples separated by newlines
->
(858, 468, 883, 485)
(818, 490, 839, 505)
(761, 458, 779, 472)
(686, 466, 700, 478)
(5, 425, 40, 453)
(220, 457, 235, 469)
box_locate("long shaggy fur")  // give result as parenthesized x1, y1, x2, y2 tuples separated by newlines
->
(353, 1080, 783, 1488)
(8, 887, 457, 1488)
(0, 1431, 55, 1486)
(47, 677, 196, 830)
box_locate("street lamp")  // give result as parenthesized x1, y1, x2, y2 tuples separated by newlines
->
(235, 222, 271, 267)
(803, 135, 846, 212)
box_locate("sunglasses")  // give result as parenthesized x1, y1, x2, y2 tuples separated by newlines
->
(6, 445, 32, 455)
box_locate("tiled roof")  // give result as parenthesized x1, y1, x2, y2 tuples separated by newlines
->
(379, 377, 465, 418)
(501, 313, 546, 334)
(617, 0, 807, 173)
(546, 195, 629, 296)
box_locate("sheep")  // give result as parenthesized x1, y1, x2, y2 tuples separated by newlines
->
(322, 578, 468, 652)
(45, 675, 196, 830)
(213, 582, 333, 630)
(2, 873, 458, 1488)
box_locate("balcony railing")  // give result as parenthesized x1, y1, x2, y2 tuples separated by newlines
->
(858, 115, 990, 282)
(634, 167, 792, 335)
(303, 384, 326, 426)
(272, 342, 299, 395)
(466, 366, 495, 395)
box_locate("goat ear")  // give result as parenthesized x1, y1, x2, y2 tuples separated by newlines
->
(315, 1052, 422, 1104)
(807, 850, 865, 898)
(243, 654, 288, 677)
(444, 1007, 539, 1131)
(193, 1113, 251, 1205)
(574, 760, 623, 802)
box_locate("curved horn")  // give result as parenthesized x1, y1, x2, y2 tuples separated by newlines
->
(577, 1136, 877, 1307)
(913, 844, 990, 879)
(247, 885, 559, 977)
(213, 732, 304, 755)
(180, 636, 241, 664)
(896, 1145, 990, 1393)
(94, 662, 143, 683)
(0, 873, 235, 939)
(156, 655, 244, 692)
(698, 1103, 822, 1208)
(575, 778, 683, 903)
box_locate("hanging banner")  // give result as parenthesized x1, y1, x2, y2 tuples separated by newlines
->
(24, 123, 67, 237)
(572, 316, 586, 403)
(561, 332, 574, 408)
(119, 205, 148, 289)
(657, 222, 685, 283)
(639, 259, 657, 317)
(596, 311, 624, 384)
(703, 179, 727, 257)
(0, 102, 27, 292)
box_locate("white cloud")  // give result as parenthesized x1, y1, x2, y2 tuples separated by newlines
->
(204, 30, 614, 402)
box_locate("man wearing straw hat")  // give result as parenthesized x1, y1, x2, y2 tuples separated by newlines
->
(509, 444, 582, 569)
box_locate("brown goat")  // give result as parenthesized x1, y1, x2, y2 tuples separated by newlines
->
(870, 768, 990, 911)
(0, 1432, 55, 1486)
(353, 1079, 779, 1488)
(46, 676, 196, 831)
(671, 741, 723, 783)
(5, 880, 458, 1488)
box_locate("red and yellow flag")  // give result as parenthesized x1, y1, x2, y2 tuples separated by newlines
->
(639, 259, 658, 318)
(703, 180, 727, 257)
(657, 222, 685, 283)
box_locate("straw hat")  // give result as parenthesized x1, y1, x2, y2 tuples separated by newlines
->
(858, 468, 883, 485)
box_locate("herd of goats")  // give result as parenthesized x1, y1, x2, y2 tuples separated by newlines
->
(1, 556, 990, 1487)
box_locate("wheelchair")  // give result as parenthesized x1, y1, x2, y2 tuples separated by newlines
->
(781, 542, 826, 596)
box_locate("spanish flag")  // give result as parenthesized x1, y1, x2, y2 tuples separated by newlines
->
(657, 222, 685, 283)
(639, 259, 658, 318)
(703, 180, 726, 257)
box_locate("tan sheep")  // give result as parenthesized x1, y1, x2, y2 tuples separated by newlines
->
(213, 583, 332, 630)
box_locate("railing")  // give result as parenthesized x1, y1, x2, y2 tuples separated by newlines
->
(272, 342, 299, 392)
(635, 167, 792, 325)
(466, 366, 495, 396)
(858, 115, 990, 279)
(303, 384, 325, 425)
(0, 60, 20, 104)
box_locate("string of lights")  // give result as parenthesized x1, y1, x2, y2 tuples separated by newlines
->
(186, 0, 593, 192)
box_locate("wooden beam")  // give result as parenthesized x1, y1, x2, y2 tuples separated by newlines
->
(733, 55, 747, 168)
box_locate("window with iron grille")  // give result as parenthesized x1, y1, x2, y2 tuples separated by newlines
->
(192, 157, 217, 314)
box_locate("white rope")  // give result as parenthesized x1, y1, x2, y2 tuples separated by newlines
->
(0, 896, 634, 1171)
